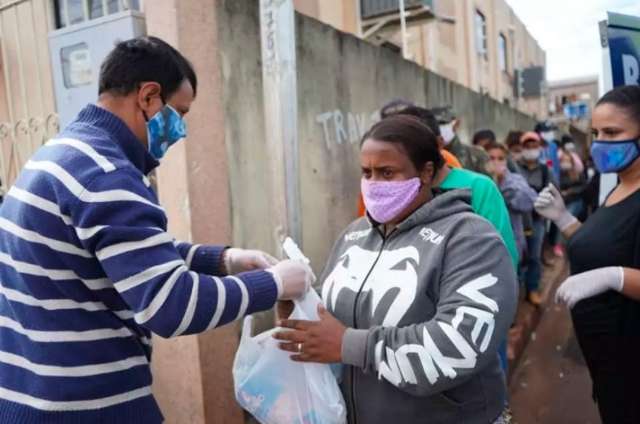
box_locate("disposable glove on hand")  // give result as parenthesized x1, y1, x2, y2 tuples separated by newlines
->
(267, 260, 314, 300)
(556, 267, 624, 309)
(534, 183, 578, 231)
(223, 248, 279, 274)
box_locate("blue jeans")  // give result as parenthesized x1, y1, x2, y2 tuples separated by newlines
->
(566, 199, 584, 218)
(498, 338, 508, 373)
(524, 218, 545, 292)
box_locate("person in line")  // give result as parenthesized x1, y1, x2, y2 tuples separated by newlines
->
(535, 121, 561, 181)
(504, 130, 524, 174)
(380, 100, 463, 168)
(486, 142, 537, 266)
(387, 106, 519, 270)
(472, 129, 497, 151)
(553, 147, 587, 257)
(560, 134, 585, 174)
(0, 36, 312, 422)
(432, 106, 490, 175)
(275, 115, 517, 424)
(519, 131, 556, 305)
(387, 105, 518, 375)
(357, 100, 464, 217)
(536, 85, 640, 424)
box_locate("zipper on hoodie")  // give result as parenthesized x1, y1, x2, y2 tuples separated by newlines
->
(348, 226, 397, 424)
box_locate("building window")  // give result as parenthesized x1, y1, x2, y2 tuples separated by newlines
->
(498, 33, 508, 72)
(54, 0, 142, 29)
(475, 10, 487, 60)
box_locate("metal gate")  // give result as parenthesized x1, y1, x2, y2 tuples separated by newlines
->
(0, 0, 59, 190)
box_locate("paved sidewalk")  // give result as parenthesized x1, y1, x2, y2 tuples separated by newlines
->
(508, 260, 600, 424)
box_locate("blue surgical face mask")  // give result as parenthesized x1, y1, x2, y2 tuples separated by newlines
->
(145, 104, 187, 160)
(590, 138, 640, 174)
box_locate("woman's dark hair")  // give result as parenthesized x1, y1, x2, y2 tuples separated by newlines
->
(504, 130, 523, 148)
(472, 129, 496, 145)
(361, 114, 445, 172)
(99, 36, 197, 99)
(485, 141, 508, 154)
(596, 85, 640, 123)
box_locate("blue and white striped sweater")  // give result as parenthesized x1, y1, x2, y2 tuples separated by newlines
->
(0, 104, 278, 423)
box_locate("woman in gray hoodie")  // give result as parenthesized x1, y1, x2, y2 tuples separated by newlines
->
(274, 115, 518, 424)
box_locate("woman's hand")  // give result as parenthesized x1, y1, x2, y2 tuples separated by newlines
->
(556, 267, 624, 308)
(273, 304, 346, 363)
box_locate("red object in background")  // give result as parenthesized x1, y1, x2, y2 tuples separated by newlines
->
(546, 159, 553, 169)
(358, 193, 366, 217)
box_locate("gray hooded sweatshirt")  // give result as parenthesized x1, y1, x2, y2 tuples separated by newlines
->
(320, 189, 518, 424)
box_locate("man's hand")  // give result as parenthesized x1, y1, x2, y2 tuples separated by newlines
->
(224, 248, 278, 274)
(267, 260, 313, 300)
(273, 304, 346, 363)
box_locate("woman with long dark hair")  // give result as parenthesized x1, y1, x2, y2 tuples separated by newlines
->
(274, 115, 517, 423)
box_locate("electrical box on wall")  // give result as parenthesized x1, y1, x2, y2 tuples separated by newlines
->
(48, 11, 146, 129)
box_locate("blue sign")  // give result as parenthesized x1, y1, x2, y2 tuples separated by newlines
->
(607, 12, 640, 86)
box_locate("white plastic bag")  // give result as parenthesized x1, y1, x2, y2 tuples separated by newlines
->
(233, 290, 346, 424)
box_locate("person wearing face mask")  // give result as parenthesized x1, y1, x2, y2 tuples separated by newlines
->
(274, 115, 517, 424)
(379, 105, 518, 377)
(0, 37, 313, 423)
(382, 105, 519, 272)
(472, 129, 497, 151)
(504, 130, 525, 174)
(379, 100, 463, 169)
(356, 100, 464, 217)
(560, 134, 585, 175)
(535, 85, 640, 423)
(486, 143, 537, 267)
(535, 121, 561, 182)
(518, 131, 557, 305)
(432, 106, 491, 176)
(558, 148, 587, 230)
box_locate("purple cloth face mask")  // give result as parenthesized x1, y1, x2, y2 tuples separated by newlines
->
(361, 177, 422, 224)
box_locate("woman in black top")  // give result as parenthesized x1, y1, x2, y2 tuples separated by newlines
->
(534, 85, 640, 423)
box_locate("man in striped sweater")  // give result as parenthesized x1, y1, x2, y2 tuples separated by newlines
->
(0, 36, 312, 423)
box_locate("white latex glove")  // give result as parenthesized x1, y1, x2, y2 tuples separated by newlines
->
(267, 260, 314, 300)
(223, 248, 279, 274)
(556, 267, 624, 308)
(534, 183, 578, 231)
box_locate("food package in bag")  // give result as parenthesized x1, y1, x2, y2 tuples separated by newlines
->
(233, 290, 346, 424)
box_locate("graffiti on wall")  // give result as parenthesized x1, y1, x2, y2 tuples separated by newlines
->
(315, 109, 380, 149)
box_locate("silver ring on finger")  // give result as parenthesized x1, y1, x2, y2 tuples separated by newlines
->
(297, 342, 303, 353)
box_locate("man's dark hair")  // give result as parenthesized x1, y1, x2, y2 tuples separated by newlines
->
(380, 99, 414, 119)
(99, 36, 197, 99)
(560, 134, 574, 146)
(472, 129, 496, 145)
(504, 130, 523, 148)
(385, 105, 441, 137)
(361, 114, 445, 172)
(596, 84, 640, 123)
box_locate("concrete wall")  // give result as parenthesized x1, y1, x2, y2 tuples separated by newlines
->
(293, 0, 548, 119)
(146, 1, 536, 421)
(216, 0, 537, 276)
